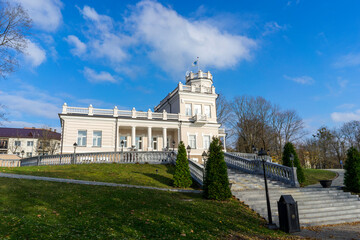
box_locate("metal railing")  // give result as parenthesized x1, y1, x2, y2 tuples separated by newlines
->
(224, 152, 299, 187)
(20, 151, 176, 167)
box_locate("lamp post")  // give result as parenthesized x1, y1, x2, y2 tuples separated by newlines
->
(290, 153, 294, 168)
(252, 145, 257, 154)
(21, 150, 25, 158)
(121, 140, 124, 153)
(172, 140, 175, 152)
(73, 142, 77, 164)
(187, 145, 191, 160)
(202, 151, 208, 166)
(202, 151, 208, 182)
(258, 148, 277, 229)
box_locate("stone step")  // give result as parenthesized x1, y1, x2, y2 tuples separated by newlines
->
(300, 204, 360, 214)
(233, 188, 345, 194)
(300, 213, 360, 224)
(301, 216, 360, 226)
(257, 205, 360, 218)
(239, 193, 358, 202)
(301, 208, 360, 218)
(228, 167, 360, 226)
(250, 200, 360, 213)
(259, 213, 360, 227)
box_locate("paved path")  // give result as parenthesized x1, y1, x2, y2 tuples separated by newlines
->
(293, 222, 360, 239)
(0, 173, 202, 193)
(305, 169, 344, 189)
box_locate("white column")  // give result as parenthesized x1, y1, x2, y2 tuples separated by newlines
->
(147, 127, 152, 151)
(163, 127, 167, 149)
(177, 128, 181, 143)
(131, 126, 136, 148)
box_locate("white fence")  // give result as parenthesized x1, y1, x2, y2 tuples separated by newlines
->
(20, 151, 176, 167)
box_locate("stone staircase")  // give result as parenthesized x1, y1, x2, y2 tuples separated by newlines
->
(228, 169, 360, 227)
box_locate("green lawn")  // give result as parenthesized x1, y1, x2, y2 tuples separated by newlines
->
(302, 169, 337, 187)
(0, 163, 185, 189)
(0, 178, 297, 240)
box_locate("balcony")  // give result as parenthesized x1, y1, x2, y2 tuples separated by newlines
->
(192, 114, 208, 124)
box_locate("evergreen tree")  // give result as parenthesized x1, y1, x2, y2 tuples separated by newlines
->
(282, 142, 305, 184)
(203, 137, 232, 200)
(173, 141, 192, 188)
(344, 147, 360, 193)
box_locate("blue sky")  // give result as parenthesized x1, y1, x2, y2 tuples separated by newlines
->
(1, 0, 360, 134)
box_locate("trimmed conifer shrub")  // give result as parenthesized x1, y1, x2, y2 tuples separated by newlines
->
(282, 142, 305, 184)
(173, 141, 192, 188)
(344, 147, 360, 193)
(203, 137, 232, 200)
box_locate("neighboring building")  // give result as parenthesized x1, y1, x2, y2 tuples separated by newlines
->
(59, 70, 226, 162)
(0, 127, 61, 157)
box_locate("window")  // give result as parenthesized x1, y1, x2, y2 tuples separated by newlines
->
(14, 141, 21, 147)
(27, 141, 34, 147)
(119, 136, 127, 148)
(136, 136, 142, 150)
(185, 104, 192, 116)
(204, 105, 211, 118)
(77, 130, 87, 146)
(153, 137, 157, 150)
(93, 131, 102, 147)
(194, 104, 202, 115)
(15, 152, 20, 156)
(0, 140, 8, 149)
(26, 152, 32, 157)
(203, 135, 210, 150)
(189, 135, 196, 149)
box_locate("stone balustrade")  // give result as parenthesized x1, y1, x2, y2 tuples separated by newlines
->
(0, 159, 21, 167)
(62, 104, 179, 121)
(10, 150, 298, 188)
(188, 160, 205, 186)
(20, 151, 176, 167)
(224, 152, 299, 187)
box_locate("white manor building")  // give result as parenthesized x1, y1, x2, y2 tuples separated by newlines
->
(59, 70, 226, 162)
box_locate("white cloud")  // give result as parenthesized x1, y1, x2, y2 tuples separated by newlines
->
(334, 53, 360, 68)
(130, 0, 256, 73)
(65, 35, 87, 56)
(262, 21, 287, 36)
(75, 6, 133, 64)
(336, 103, 355, 110)
(14, 0, 63, 32)
(24, 40, 46, 67)
(0, 90, 60, 119)
(284, 75, 314, 85)
(331, 110, 360, 122)
(74, 1, 256, 75)
(83, 67, 117, 83)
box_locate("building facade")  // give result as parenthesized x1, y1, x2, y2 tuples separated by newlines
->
(0, 127, 61, 157)
(59, 70, 226, 162)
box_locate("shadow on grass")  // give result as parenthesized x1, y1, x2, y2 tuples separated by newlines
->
(139, 172, 174, 187)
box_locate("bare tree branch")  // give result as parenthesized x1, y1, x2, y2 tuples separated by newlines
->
(0, 1, 31, 77)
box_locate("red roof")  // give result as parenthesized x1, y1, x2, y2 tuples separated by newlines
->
(0, 128, 61, 140)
